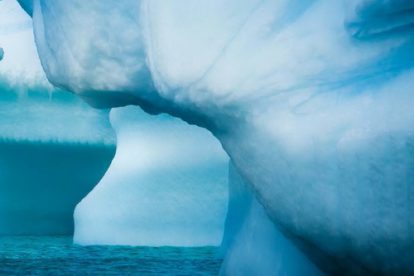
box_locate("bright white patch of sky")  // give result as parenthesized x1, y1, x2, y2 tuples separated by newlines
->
(0, 0, 47, 85)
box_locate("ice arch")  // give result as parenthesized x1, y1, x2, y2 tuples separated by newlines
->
(19, 0, 414, 274)
(1, 0, 232, 247)
(74, 106, 229, 246)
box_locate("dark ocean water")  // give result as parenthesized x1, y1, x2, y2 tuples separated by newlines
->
(0, 236, 222, 275)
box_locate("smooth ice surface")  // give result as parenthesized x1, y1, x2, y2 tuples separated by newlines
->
(221, 163, 323, 275)
(22, 0, 414, 274)
(222, 200, 323, 276)
(74, 106, 229, 246)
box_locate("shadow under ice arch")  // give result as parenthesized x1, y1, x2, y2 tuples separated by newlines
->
(17, 0, 414, 274)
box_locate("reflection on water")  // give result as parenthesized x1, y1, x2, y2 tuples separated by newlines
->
(0, 236, 222, 275)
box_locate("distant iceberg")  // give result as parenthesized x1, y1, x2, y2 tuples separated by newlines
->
(0, 80, 115, 235)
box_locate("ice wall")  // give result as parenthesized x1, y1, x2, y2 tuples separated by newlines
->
(74, 106, 228, 246)
(0, 83, 116, 235)
(22, 0, 414, 274)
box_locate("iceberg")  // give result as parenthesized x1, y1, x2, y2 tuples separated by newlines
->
(16, 0, 414, 274)
(0, 0, 115, 235)
(0, 76, 116, 236)
(1, 0, 231, 247)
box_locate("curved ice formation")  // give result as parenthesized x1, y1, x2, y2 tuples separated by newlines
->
(74, 106, 229, 246)
(0, 47, 3, 61)
(22, 0, 414, 274)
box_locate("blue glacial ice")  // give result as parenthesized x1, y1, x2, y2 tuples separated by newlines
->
(0, 82, 116, 235)
(74, 105, 229, 246)
(221, 163, 323, 276)
(14, 0, 414, 274)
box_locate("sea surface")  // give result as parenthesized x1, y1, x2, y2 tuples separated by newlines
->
(0, 236, 222, 275)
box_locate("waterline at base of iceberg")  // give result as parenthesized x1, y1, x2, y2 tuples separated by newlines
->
(0, 236, 222, 275)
